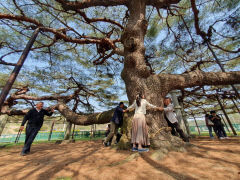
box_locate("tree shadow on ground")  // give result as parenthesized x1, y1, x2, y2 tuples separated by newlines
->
(140, 153, 197, 180)
(193, 144, 240, 154)
(187, 151, 240, 168)
(0, 141, 103, 179)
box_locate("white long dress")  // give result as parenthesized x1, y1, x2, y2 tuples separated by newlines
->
(127, 99, 157, 145)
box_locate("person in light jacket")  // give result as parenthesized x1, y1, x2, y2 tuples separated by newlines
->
(127, 93, 159, 152)
(205, 114, 215, 139)
(159, 97, 189, 142)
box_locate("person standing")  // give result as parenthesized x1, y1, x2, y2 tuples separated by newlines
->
(127, 93, 159, 152)
(105, 124, 111, 138)
(104, 123, 122, 146)
(165, 113, 177, 136)
(205, 114, 215, 139)
(20, 102, 54, 156)
(209, 111, 228, 139)
(103, 102, 126, 147)
(159, 97, 189, 142)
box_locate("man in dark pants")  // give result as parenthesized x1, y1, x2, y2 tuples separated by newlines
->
(209, 110, 228, 139)
(159, 97, 189, 142)
(104, 124, 122, 146)
(103, 102, 127, 147)
(165, 113, 177, 136)
(20, 102, 54, 156)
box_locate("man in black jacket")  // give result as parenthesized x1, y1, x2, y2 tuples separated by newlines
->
(103, 102, 127, 147)
(20, 102, 54, 156)
(209, 110, 228, 139)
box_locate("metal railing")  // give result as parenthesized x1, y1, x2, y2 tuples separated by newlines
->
(0, 130, 106, 143)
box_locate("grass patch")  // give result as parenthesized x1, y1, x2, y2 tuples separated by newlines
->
(190, 132, 239, 136)
(0, 137, 103, 149)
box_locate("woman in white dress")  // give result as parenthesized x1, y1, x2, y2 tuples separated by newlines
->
(127, 93, 159, 152)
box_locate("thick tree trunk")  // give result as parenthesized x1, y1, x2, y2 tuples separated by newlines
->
(120, 0, 185, 155)
(64, 121, 72, 140)
(0, 115, 8, 136)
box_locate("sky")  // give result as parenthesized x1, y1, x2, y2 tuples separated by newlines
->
(0, 0, 239, 115)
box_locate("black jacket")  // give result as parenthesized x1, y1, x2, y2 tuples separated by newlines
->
(111, 106, 124, 126)
(21, 108, 53, 128)
(209, 115, 223, 126)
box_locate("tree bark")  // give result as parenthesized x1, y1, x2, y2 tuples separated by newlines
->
(158, 70, 240, 93)
(120, 0, 185, 153)
(0, 28, 40, 110)
(0, 115, 9, 136)
(64, 121, 72, 140)
(56, 101, 115, 125)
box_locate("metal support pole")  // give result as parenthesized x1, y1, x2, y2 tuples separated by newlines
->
(48, 120, 55, 141)
(219, 114, 230, 133)
(207, 42, 239, 99)
(179, 102, 191, 135)
(170, 91, 188, 134)
(71, 124, 76, 140)
(231, 98, 240, 114)
(0, 28, 40, 110)
(216, 95, 237, 135)
(192, 113, 201, 135)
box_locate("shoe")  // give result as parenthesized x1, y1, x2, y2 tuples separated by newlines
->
(138, 148, 149, 152)
(20, 152, 27, 156)
(219, 137, 224, 140)
(103, 142, 109, 147)
(131, 147, 138, 152)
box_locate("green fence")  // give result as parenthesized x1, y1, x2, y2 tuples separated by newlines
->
(1, 123, 240, 143)
(0, 130, 106, 143)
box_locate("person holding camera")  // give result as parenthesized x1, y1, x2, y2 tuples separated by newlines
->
(209, 110, 228, 139)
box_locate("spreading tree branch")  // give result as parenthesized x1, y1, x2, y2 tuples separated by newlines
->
(158, 70, 240, 93)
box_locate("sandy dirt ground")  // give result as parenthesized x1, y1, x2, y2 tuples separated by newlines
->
(0, 137, 239, 180)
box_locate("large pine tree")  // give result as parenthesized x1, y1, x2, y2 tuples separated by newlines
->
(0, 0, 239, 153)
